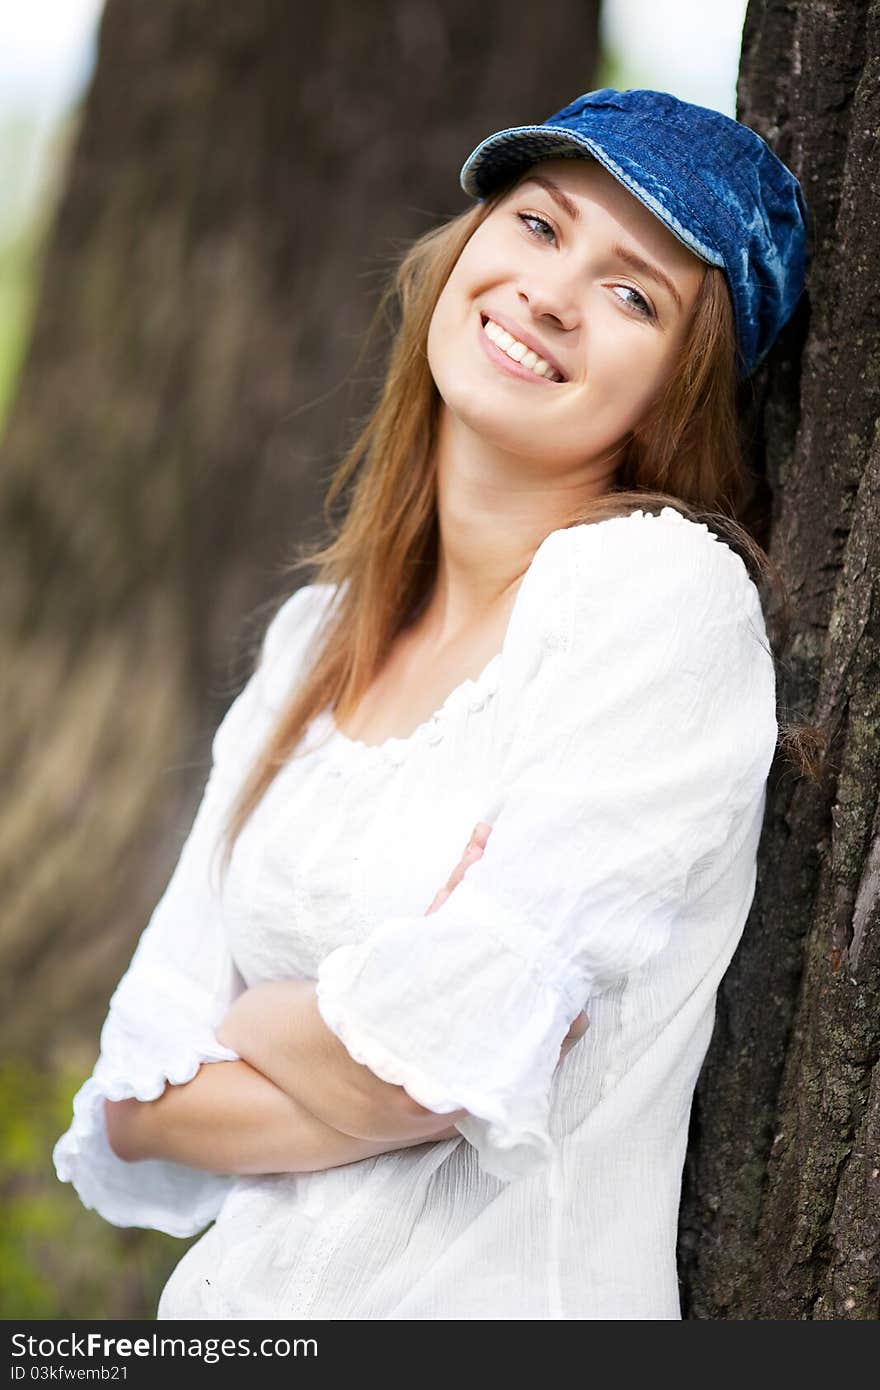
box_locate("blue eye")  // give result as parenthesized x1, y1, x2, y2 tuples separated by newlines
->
(515, 211, 656, 321)
(611, 285, 654, 319)
(518, 211, 557, 243)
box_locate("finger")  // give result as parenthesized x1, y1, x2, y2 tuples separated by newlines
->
(428, 833, 490, 917)
(446, 860, 466, 892)
(452, 843, 484, 885)
(469, 822, 492, 848)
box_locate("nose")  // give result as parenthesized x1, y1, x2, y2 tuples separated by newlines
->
(516, 280, 579, 334)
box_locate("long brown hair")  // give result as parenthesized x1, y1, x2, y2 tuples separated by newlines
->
(214, 176, 824, 885)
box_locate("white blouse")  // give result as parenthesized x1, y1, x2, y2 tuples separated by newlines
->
(53, 506, 778, 1320)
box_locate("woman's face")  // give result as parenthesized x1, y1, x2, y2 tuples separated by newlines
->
(427, 156, 706, 479)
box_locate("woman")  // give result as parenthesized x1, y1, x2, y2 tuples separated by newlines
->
(54, 87, 811, 1319)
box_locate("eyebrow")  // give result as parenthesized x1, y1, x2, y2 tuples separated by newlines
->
(517, 173, 684, 313)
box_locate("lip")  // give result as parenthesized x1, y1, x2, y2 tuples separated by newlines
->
(479, 309, 568, 383)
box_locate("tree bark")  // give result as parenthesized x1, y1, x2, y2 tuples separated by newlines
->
(678, 0, 880, 1321)
(0, 2, 600, 1056)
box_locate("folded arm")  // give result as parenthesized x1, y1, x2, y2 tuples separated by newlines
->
(104, 1055, 461, 1175)
(102, 829, 519, 1177)
(215, 974, 586, 1142)
(214, 977, 466, 1140)
(213, 826, 587, 1144)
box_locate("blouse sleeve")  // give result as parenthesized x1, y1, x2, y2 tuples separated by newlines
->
(314, 509, 779, 1184)
(52, 583, 325, 1237)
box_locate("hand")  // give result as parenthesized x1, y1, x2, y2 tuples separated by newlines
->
(424, 822, 590, 1052)
(559, 1008, 590, 1060)
(420, 822, 589, 1141)
(424, 821, 493, 914)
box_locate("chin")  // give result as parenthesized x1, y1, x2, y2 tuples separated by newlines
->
(439, 374, 509, 425)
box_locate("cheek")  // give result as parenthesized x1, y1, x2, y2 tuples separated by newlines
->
(436, 239, 492, 322)
(568, 349, 663, 437)
(429, 268, 465, 342)
(427, 266, 480, 381)
(426, 302, 450, 382)
(594, 328, 670, 393)
(426, 299, 473, 406)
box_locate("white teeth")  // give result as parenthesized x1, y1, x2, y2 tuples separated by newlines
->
(483, 317, 563, 381)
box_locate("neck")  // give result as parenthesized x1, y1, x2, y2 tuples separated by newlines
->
(419, 405, 621, 644)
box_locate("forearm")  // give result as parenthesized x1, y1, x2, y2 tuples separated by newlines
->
(216, 979, 466, 1141)
(104, 1059, 460, 1176)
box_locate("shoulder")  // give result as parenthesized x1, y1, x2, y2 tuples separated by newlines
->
(501, 507, 774, 720)
(537, 505, 756, 595)
(518, 506, 766, 648)
(497, 507, 778, 774)
(262, 581, 337, 659)
(211, 582, 338, 767)
(258, 582, 338, 710)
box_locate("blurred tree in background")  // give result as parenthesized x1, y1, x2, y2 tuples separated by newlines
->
(0, 0, 602, 1318)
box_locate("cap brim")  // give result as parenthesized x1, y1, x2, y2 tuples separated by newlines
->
(459, 124, 724, 270)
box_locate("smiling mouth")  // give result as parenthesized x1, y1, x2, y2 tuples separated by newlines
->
(479, 313, 566, 383)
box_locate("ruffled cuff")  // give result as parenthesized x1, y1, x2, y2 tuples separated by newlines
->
(314, 878, 583, 1183)
(53, 1005, 241, 1239)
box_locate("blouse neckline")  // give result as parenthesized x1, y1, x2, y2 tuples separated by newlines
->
(314, 649, 503, 769)
(304, 505, 715, 772)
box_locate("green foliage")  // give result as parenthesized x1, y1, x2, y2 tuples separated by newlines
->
(0, 1057, 199, 1319)
(0, 102, 82, 441)
(0, 226, 39, 436)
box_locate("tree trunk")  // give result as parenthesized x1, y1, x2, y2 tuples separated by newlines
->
(0, 2, 600, 1058)
(678, 0, 880, 1320)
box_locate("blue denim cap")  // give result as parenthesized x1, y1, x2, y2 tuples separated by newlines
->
(459, 88, 809, 380)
